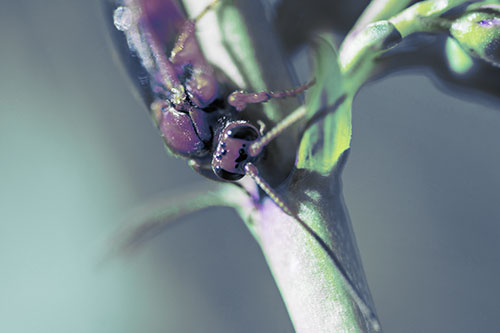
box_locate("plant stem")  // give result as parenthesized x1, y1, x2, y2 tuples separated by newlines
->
(235, 175, 378, 332)
(339, 0, 471, 91)
(212, 1, 380, 331)
(346, 0, 413, 42)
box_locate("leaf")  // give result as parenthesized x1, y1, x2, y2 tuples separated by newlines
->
(106, 185, 241, 258)
(296, 34, 352, 176)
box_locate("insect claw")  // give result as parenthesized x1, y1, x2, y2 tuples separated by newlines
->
(194, 0, 221, 23)
(170, 86, 186, 105)
(227, 91, 248, 111)
(257, 120, 266, 135)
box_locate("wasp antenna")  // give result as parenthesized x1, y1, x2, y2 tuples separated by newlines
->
(249, 105, 308, 157)
(194, 0, 220, 23)
(145, 33, 184, 94)
(228, 79, 315, 111)
(244, 162, 381, 331)
(244, 163, 293, 215)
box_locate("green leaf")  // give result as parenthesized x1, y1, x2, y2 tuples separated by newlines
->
(107, 185, 240, 257)
(296, 34, 352, 176)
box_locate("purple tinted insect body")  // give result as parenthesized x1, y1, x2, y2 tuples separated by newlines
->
(112, 0, 312, 198)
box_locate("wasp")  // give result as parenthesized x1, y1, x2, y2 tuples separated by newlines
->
(112, 0, 313, 193)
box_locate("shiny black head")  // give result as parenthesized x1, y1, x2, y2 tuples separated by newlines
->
(212, 121, 261, 181)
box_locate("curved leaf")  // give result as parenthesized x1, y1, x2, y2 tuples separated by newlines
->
(297, 34, 351, 176)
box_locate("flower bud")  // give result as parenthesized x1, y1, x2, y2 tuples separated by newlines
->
(450, 9, 500, 67)
(339, 20, 402, 72)
(445, 37, 474, 74)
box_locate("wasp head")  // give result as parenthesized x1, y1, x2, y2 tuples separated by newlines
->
(212, 122, 261, 181)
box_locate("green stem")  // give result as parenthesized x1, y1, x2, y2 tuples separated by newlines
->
(387, 0, 464, 36)
(339, 0, 472, 91)
(346, 0, 413, 41)
(235, 178, 377, 332)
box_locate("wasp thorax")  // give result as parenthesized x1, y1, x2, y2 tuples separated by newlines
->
(212, 122, 261, 181)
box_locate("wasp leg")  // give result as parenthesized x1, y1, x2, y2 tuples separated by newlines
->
(227, 79, 315, 112)
(170, 0, 220, 59)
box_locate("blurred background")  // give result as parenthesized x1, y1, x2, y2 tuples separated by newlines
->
(1, 1, 499, 332)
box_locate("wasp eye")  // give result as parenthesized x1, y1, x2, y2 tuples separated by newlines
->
(227, 125, 259, 141)
(214, 166, 244, 181)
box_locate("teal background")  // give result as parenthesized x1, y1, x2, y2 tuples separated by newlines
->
(1, 1, 499, 332)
